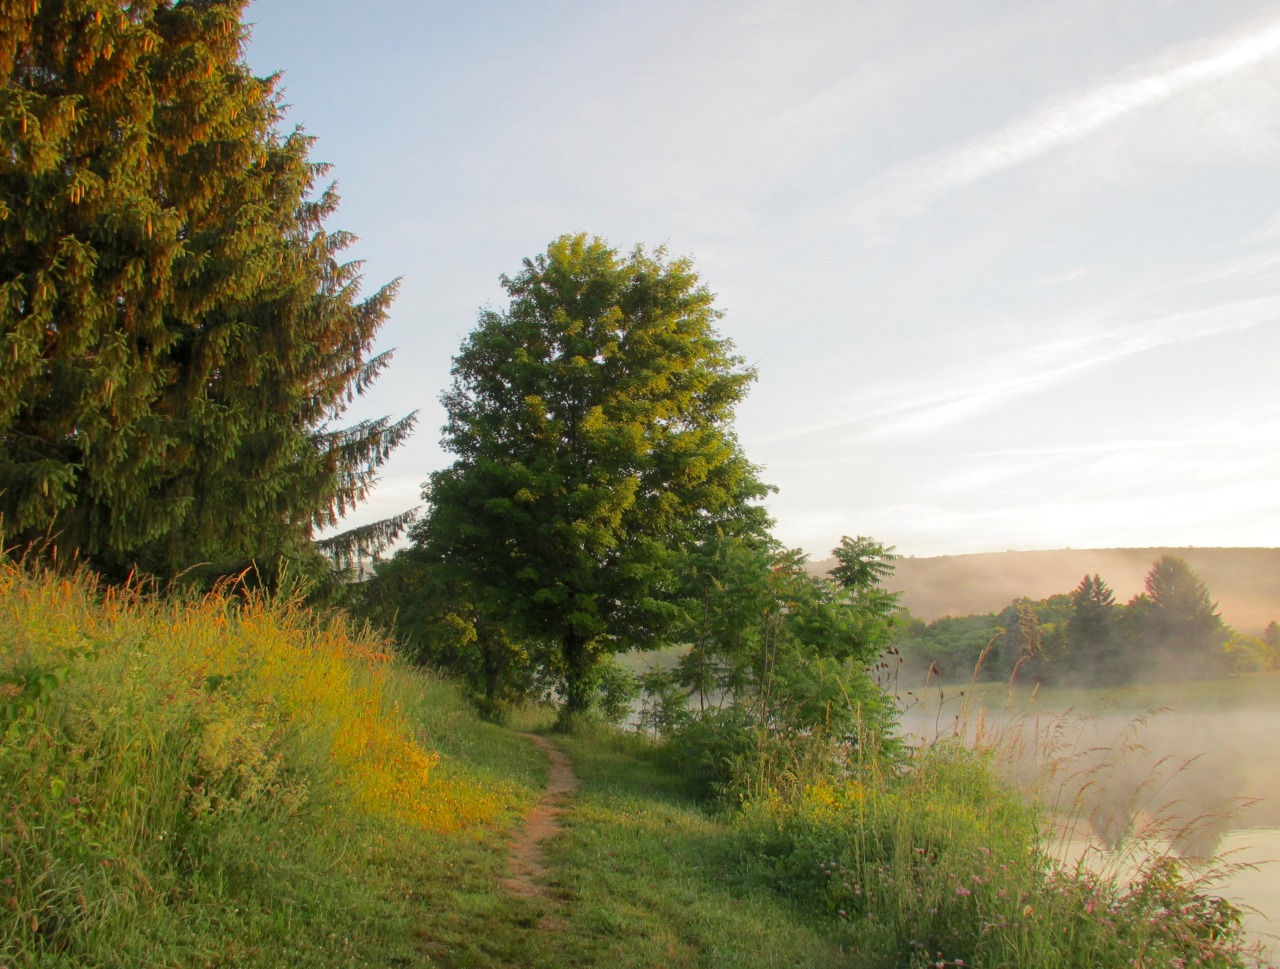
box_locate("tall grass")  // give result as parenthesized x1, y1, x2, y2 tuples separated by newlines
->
(739, 742, 1267, 967)
(724, 692, 1273, 968)
(0, 562, 518, 964)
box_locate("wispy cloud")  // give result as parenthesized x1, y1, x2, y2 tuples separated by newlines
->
(1235, 205, 1280, 246)
(973, 403, 1280, 457)
(1029, 264, 1112, 288)
(841, 15, 1280, 233)
(872, 295, 1280, 437)
(758, 295, 1280, 445)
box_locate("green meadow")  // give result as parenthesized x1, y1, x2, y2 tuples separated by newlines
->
(3, 564, 1273, 968)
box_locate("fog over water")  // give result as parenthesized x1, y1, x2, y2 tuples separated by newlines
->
(898, 686, 1280, 955)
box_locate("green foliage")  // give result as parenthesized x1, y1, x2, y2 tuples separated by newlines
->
(890, 610, 1003, 683)
(659, 704, 758, 799)
(0, 0, 413, 583)
(357, 547, 550, 718)
(1222, 630, 1278, 673)
(590, 657, 642, 727)
(736, 739, 1261, 969)
(635, 664, 692, 740)
(655, 535, 902, 802)
(830, 535, 900, 619)
(1001, 599, 1044, 684)
(1134, 555, 1230, 680)
(0, 664, 66, 724)
(1231, 621, 1280, 672)
(418, 233, 767, 716)
(1067, 573, 1121, 685)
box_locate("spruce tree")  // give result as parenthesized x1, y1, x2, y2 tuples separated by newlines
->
(0, 0, 413, 581)
(1067, 573, 1121, 684)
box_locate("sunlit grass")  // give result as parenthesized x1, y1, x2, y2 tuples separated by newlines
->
(5, 559, 1270, 966)
(0, 562, 530, 965)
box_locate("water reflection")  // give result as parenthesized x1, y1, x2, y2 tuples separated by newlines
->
(896, 685, 1280, 957)
(1054, 828, 1279, 961)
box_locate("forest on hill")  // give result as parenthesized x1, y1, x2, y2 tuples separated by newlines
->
(813, 547, 1280, 634)
(868, 551, 1280, 687)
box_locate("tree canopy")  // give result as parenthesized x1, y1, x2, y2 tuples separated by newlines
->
(415, 233, 767, 715)
(0, 0, 413, 582)
(1133, 555, 1227, 679)
(1067, 574, 1119, 685)
(648, 532, 902, 798)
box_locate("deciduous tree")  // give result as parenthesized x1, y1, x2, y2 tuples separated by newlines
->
(358, 548, 546, 716)
(660, 534, 901, 799)
(417, 234, 766, 716)
(829, 534, 902, 654)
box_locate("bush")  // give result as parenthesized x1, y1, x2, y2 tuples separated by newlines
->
(659, 705, 760, 799)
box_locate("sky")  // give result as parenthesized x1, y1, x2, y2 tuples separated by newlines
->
(245, 0, 1280, 560)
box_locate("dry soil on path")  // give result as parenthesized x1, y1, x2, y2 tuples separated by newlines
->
(501, 732, 580, 920)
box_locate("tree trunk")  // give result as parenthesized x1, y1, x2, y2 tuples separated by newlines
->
(563, 631, 593, 715)
(481, 639, 504, 706)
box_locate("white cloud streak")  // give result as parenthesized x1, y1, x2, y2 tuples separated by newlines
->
(842, 15, 1280, 232)
(759, 294, 1280, 446)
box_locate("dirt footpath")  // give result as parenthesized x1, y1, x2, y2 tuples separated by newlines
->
(501, 732, 580, 916)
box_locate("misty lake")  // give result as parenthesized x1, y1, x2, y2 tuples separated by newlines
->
(897, 674, 1280, 959)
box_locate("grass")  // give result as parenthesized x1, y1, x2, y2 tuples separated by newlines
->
(540, 726, 851, 968)
(2, 563, 1272, 967)
(416, 707, 853, 968)
(0, 563, 544, 967)
(0, 564, 848, 968)
(722, 732, 1272, 968)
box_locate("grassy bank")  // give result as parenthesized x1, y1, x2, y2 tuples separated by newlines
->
(2, 565, 1270, 967)
(0, 564, 545, 967)
(423, 719, 1271, 969)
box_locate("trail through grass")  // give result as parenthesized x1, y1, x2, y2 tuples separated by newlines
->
(501, 733, 580, 914)
(5, 564, 1267, 967)
(403, 723, 852, 968)
(523, 728, 850, 969)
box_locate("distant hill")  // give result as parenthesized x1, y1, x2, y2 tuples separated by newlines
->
(810, 547, 1280, 635)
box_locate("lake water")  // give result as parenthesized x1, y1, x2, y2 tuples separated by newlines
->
(1218, 828, 1280, 958)
(1051, 827, 1278, 961)
(896, 681, 1280, 961)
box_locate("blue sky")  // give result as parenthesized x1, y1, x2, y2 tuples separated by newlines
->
(246, 0, 1280, 558)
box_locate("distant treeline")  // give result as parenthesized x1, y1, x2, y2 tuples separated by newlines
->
(890, 555, 1280, 686)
